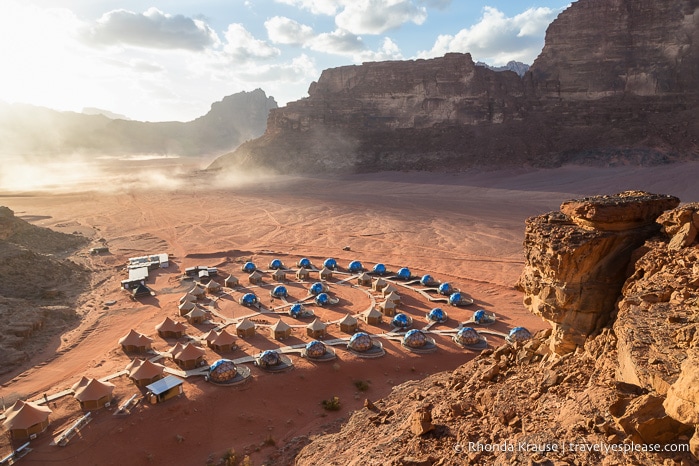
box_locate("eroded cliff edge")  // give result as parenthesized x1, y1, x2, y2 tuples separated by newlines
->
(288, 194, 699, 465)
(210, 0, 699, 174)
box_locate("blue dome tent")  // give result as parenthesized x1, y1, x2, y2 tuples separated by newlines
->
(427, 307, 448, 323)
(239, 292, 258, 306)
(396, 267, 411, 280)
(271, 285, 288, 298)
(448, 292, 462, 306)
(348, 332, 373, 352)
(507, 327, 532, 344)
(391, 313, 413, 329)
(269, 259, 284, 269)
(323, 258, 338, 269)
(438, 282, 453, 295)
(297, 257, 312, 268)
(372, 263, 387, 275)
(348, 260, 363, 273)
(305, 340, 327, 358)
(403, 329, 427, 348)
(309, 282, 326, 295)
(242, 262, 256, 273)
(454, 327, 484, 347)
(315, 292, 330, 306)
(420, 274, 435, 286)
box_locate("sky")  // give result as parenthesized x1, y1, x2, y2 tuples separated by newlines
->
(0, 0, 571, 122)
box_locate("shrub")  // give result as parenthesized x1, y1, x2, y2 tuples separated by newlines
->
(322, 396, 341, 411)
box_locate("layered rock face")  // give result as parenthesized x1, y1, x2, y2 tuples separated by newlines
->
(517, 192, 679, 354)
(210, 0, 699, 174)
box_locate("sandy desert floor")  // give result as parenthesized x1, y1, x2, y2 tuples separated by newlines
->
(1, 162, 699, 465)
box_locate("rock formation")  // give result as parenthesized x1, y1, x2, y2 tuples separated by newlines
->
(0, 89, 277, 158)
(517, 192, 679, 354)
(291, 193, 699, 465)
(210, 0, 699, 174)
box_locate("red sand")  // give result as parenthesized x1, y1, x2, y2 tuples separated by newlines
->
(1, 164, 698, 465)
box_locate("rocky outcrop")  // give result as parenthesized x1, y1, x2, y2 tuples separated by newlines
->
(0, 89, 277, 157)
(292, 192, 699, 465)
(210, 0, 699, 174)
(517, 192, 679, 355)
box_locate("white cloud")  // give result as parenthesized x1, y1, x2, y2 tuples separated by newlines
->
(310, 29, 365, 55)
(85, 7, 219, 50)
(336, 0, 427, 34)
(357, 37, 404, 62)
(222, 23, 281, 60)
(265, 16, 314, 45)
(274, 0, 343, 15)
(417, 6, 562, 65)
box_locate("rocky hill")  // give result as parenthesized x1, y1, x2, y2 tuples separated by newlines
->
(0, 207, 88, 375)
(0, 89, 277, 158)
(291, 192, 699, 465)
(210, 0, 699, 174)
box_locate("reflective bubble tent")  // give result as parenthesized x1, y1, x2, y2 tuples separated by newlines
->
(426, 307, 448, 323)
(271, 285, 288, 298)
(241, 262, 256, 273)
(438, 282, 453, 295)
(396, 267, 411, 280)
(206, 359, 251, 385)
(402, 329, 437, 353)
(348, 260, 363, 273)
(302, 340, 336, 361)
(507, 327, 532, 344)
(315, 292, 330, 306)
(391, 313, 413, 329)
(297, 257, 312, 268)
(323, 258, 338, 269)
(309, 282, 326, 295)
(372, 263, 386, 275)
(473, 309, 496, 325)
(269, 259, 284, 269)
(239, 292, 258, 306)
(420, 274, 435, 286)
(255, 350, 293, 372)
(453, 327, 487, 349)
(289, 303, 312, 318)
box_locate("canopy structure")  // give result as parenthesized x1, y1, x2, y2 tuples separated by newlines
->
(208, 329, 238, 352)
(338, 314, 358, 334)
(172, 343, 206, 369)
(118, 329, 153, 352)
(2, 400, 52, 439)
(155, 316, 187, 339)
(306, 318, 327, 338)
(127, 358, 166, 386)
(73, 378, 115, 409)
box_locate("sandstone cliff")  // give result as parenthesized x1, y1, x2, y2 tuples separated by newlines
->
(290, 194, 699, 465)
(210, 0, 699, 174)
(0, 89, 277, 158)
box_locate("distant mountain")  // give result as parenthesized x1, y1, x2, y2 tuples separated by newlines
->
(475, 60, 530, 76)
(82, 107, 131, 120)
(0, 89, 277, 157)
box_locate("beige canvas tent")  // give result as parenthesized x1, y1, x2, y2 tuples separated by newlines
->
(236, 318, 256, 338)
(185, 306, 208, 324)
(155, 316, 187, 339)
(362, 308, 383, 325)
(306, 318, 327, 338)
(372, 278, 388, 291)
(2, 400, 52, 439)
(127, 358, 166, 387)
(208, 329, 238, 352)
(272, 269, 287, 282)
(385, 291, 401, 305)
(179, 293, 197, 304)
(189, 284, 206, 297)
(248, 270, 263, 284)
(73, 378, 115, 410)
(205, 280, 222, 294)
(172, 343, 206, 369)
(271, 319, 292, 340)
(178, 300, 196, 316)
(378, 299, 397, 317)
(296, 268, 310, 280)
(118, 329, 153, 353)
(357, 272, 372, 286)
(319, 267, 333, 280)
(381, 284, 398, 296)
(338, 314, 358, 334)
(224, 275, 239, 287)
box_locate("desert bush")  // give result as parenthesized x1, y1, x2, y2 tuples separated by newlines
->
(354, 380, 370, 391)
(321, 396, 341, 411)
